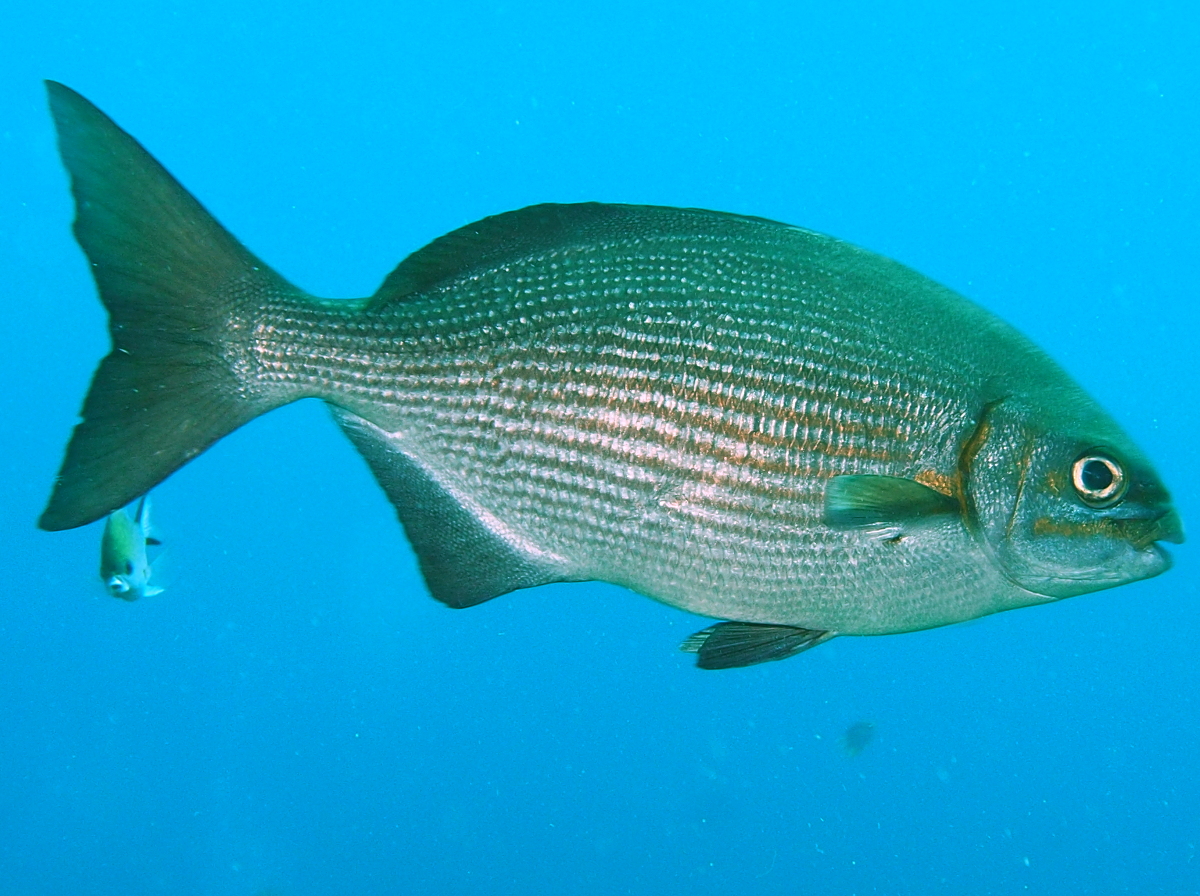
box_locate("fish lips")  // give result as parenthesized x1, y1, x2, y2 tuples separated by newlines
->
(1132, 506, 1185, 578)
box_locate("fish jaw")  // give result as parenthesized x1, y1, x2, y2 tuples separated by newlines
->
(1021, 506, 1184, 598)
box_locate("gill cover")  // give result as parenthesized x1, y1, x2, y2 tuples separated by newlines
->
(965, 396, 1181, 598)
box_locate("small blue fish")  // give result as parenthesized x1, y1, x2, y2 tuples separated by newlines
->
(99, 496, 162, 601)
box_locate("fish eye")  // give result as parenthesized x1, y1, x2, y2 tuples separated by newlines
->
(124, 561, 134, 574)
(1071, 452, 1127, 508)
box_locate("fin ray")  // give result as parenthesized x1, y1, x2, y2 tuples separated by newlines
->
(681, 622, 835, 669)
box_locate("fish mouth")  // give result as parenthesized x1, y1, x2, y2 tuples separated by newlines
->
(1016, 507, 1184, 599)
(1126, 507, 1184, 581)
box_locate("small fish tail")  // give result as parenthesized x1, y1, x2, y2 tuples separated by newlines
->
(135, 495, 162, 545)
(39, 83, 301, 531)
(133, 495, 148, 527)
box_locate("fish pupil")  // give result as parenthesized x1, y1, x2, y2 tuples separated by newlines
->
(124, 560, 134, 575)
(1081, 459, 1114, 492)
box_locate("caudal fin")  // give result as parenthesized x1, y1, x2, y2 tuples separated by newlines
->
(40, 83, 303, 531)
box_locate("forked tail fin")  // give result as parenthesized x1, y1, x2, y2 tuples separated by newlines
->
(39, 82, 304, 531)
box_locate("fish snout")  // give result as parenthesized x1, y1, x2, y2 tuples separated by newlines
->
(1131, 506, 1185, 551)
(1154, 507, 1185, 545)
(1120, 506, 1184, 582)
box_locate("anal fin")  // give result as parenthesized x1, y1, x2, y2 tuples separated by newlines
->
(680, 622, 835, 669)
(332, 408, 572, 608)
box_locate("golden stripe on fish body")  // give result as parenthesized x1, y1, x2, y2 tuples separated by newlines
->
(38, 82, 1183, 669)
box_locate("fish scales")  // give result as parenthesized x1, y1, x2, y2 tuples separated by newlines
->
(233, 224, 1003, 631)
(39, 83, 1182, 664)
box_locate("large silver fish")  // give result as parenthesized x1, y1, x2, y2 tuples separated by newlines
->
(39, 83, 1182, 668)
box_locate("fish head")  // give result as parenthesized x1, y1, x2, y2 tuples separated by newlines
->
(967, 395, 1183, 599)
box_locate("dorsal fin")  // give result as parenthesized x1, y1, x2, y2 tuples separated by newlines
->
(370, 203, 791, 306)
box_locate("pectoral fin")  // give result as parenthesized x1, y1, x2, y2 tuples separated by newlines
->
(824, 474, 957, 529)
(680, 622, 835, 669)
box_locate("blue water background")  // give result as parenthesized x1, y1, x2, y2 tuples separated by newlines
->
(2, 3, 1197, 893)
